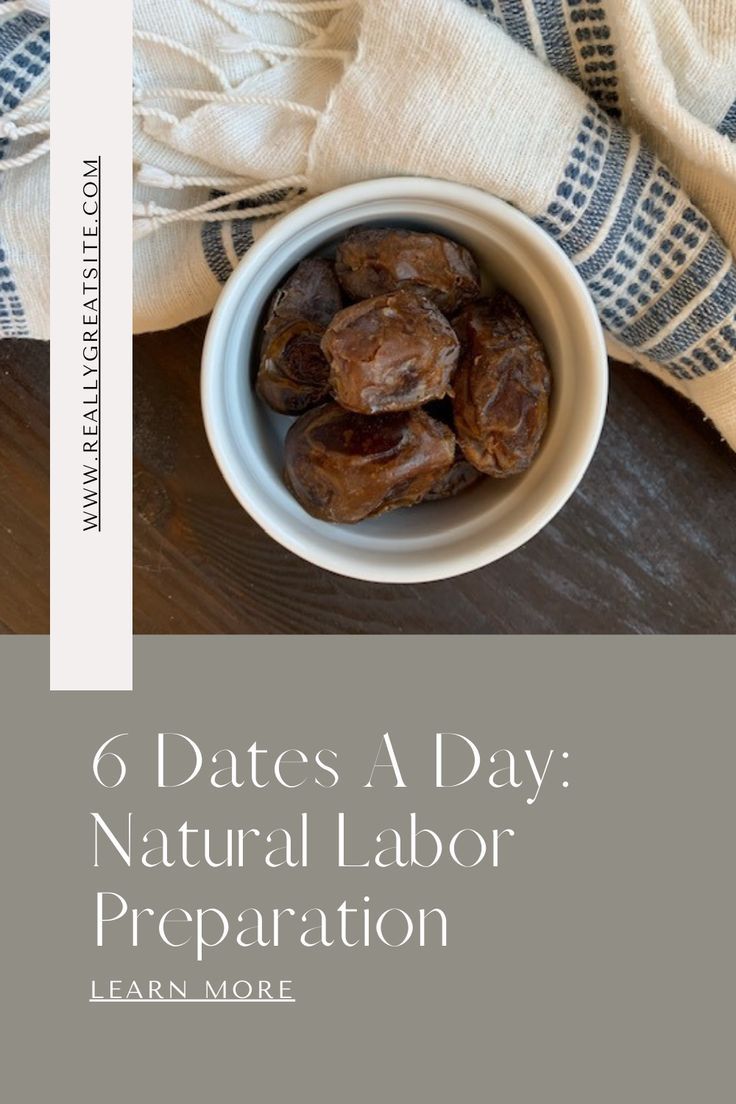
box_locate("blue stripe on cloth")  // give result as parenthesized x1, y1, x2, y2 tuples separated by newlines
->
(231, 219, 254, 260)
(201, 189, 296, 282)
(229, 188, 296, 263)
(556, 121, 629, 255)
(670, 313, 736, 379)
(703, 336, 733, 367)
(535, 104, 630, 258)
(614, 236, 728, 347)
(0, 22, 49, 114)
(0, 132, 30, 335)
(0, 10, 50, 335)
(566, 1, 621, 117)
(644, 264, 736, 363)
(201, 196, 233, 285)
(0, 235, 29, 337)
(540, 95, 736, 380)
(718, 322, 736, 355)
(464, 1, 621, 115)
(591, 166, 687, 330)
(462, 0, 503, 26)
(536, 0, 581, 83)
(0, 11, 45, 64)
(495, 0, 534, 53)
(577, 146, 656, 280)
(717, 98, 736, 140)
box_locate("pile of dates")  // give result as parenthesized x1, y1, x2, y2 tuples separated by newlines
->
(255, 227, 552, 525)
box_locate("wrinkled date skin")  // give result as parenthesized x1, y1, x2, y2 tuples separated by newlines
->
(284, 402, 456, 523)
(335, 228, 481, 314)
(322, 289, 460, 414)
(256, 258, 343, 415)
(424, 450, 483, 501)
(420, 399, 483, 500)
(452, 293, 551, 477)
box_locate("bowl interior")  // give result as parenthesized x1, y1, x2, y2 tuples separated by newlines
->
(203, 186, 607, 581)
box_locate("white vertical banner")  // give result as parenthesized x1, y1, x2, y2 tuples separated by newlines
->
(50, 0, 132, 690)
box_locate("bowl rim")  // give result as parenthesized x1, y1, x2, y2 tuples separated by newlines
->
(201, 176, 609, 584)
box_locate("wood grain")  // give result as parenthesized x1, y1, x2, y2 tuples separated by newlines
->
(1, 322, 734, 634)
(0, 338, 50, 634)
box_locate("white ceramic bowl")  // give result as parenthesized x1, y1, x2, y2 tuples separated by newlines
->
(202, 177, 607, 583)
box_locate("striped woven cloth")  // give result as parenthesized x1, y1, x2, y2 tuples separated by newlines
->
(309, 0, 736, 445)
(1, 0, 735, 447)
(0, 0, 49, 340)
(458, 0, 736, 437)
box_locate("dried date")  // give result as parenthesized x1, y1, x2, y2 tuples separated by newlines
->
(452, 293, 551, 476)
(423, 450, 483, 501)
(284, 403, 456, 523)
(256, 258, 342, 415)
(335, 228, 481, 314)
(322, 289, 460, 414)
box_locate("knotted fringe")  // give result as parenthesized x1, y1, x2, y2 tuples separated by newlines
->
(216, 31, 351, 59)
(138, 164, 255, 190)
(133, 0, 352, 239)
(0, 119, 49, 139)
(0, 137, 50, 171)
(133, 174, 308, 239)
(202, 0, 347, 38)
(133, 85, 321, 120)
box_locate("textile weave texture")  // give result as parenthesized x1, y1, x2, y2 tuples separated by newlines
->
(1, 0, 735, 445)
(0, 0, 49, 340)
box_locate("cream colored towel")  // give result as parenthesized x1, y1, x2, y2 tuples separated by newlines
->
(1, 0, 735, 447)
(130, 0, 736, 443)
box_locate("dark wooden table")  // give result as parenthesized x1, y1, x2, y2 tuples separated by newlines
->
(1, 323, 735, 633)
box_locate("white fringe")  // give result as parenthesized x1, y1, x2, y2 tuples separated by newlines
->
(138, 164, 253, 190)
(0, 118, 49, 139)
(227, 0, 348, 10)
(133, 174, 307, 237)
(217, 31, 351, 59)
(132, 0, 354, 237)
(0, 138, 50, 171)
(133, 29, 233, 89)
(134, 85, 321, 120)
(134, 196, 302, 239)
